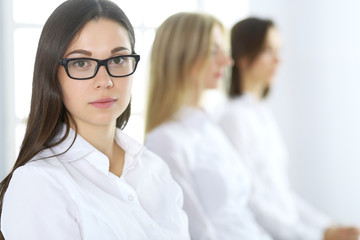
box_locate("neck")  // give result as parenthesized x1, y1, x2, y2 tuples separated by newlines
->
(74, 121, 125, 177)
(185, 87, 202, 108)
(242, 75, 266, 101)
(75, 122, 116, 157)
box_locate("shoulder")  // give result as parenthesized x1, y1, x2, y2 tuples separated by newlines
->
(149, 119, 186, 136)
(139, 147, 171, 171)
(145, 121, 187, 150)
(7, 158, 68, 196)
(9, 163, 50, 187)
(219, 98, 254, 128)
(6, 145, 82, 200)
(2, 160, 76, 218)
(223, 97, 253, 116)
(145, 122, 193, 168)
(146, 109, 208, 144)
(1, 160, 79, 239)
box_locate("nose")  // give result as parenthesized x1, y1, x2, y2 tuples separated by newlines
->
(226, 55, 234, 66)
(273, 52, 280, 65)
(94, 66, 113, 89)
(219, 50, 233, 67)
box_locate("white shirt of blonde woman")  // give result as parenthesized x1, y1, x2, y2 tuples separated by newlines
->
(1, 125, 190, 240)
(218, 93, 331, 240)
(145, 106, 272, 240)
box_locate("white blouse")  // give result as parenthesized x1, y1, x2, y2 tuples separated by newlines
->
(1, 126, 189, 240)
(145, 107, 271, 240)
(218, 93, 331, 240)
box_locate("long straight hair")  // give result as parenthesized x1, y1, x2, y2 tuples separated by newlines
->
(145, 12, 223, 134)
(0, 0, 136, 220)
(229, 17, 274, 98)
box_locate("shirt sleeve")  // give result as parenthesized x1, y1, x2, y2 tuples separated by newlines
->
(248, 192, 326, 240)
(1, 165, 81, 240)
(293, 193, 331, 238)
(145, 132, 217, 240)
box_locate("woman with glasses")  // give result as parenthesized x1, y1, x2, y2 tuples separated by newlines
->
(218, 17, 359, 240)
(145, 12, 271, 240)
(0, 0, 189, 239)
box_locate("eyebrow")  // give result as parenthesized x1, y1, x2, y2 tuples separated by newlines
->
(65, 49, 92, 57)
(212, 42, 220, 48)
(111, 46, 130, 54)
(64, 46, 131, 58)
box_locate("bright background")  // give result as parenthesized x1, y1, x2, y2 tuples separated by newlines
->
(1, 0, 360, 225)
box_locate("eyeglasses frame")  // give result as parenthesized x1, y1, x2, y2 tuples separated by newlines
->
(58, 54, 140, 80)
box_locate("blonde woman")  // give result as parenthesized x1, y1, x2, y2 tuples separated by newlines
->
(145, 12, 271, 240)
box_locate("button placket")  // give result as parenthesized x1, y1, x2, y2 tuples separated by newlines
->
(150, 222, 157, 229)
(128, 194, 134, 201)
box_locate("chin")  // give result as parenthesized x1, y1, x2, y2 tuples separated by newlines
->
(268, 77, 276, 85)
(205, 79, 222, 89)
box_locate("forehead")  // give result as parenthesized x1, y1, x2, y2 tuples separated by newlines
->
(265, 27, 282, 48)
(65, 18, 131, 54)
(211, 24, 224, 43)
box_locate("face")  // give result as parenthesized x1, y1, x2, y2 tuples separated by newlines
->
(58, 18, 133, 129)
(242, 27, 281, 86)
(202, 24, 232, 89)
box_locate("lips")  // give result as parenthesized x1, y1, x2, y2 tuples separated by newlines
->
(215, 72, 223, 79)
(89, 98, 117, 109)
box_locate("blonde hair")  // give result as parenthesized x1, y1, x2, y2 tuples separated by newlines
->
(145, 12, 223, 134)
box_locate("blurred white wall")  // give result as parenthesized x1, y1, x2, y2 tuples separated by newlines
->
(0, 0, 6, 179)
(0, 0, 15, 180)
(247, 0, 360, 224)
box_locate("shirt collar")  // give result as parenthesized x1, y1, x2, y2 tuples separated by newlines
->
(172, 106, 209, 128)
(51, 124, 144, 174)
(241, 92, 258, 103)
(231, 92, 263, 107)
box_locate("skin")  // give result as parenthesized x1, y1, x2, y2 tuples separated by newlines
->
(240, 26, 281, 99)
(58, 18, 134, 177)
(189, 24, 232, 106)
(203, 24, 233, 89)
(324, 226, 359, 240)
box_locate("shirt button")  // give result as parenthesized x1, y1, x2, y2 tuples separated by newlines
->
(128, 194, 134, 201)
(150, 223, 156, 229)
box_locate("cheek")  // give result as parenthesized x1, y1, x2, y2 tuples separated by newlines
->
(61, 86, 76, 107)
(61, 84, 81, 115)
(58, 70, 70, 105)
(58, 69, 84, 110)
(250, 57, 270, 75)
(123, 77, 133, 94)
(203, 61, 216, 78)
(116, 77, 133, 102)
(126, 78, 133, 92)
(259, 56, 274, 69)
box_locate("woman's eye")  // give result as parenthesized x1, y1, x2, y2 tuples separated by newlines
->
(263, 47, 275, 55)
(211, 47, 218, 55)
(72, 60, 89, 68)
(111, 57, 124, 64)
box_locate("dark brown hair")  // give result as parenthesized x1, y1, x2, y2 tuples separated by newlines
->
(228, 17, 274, 98)
(0, 0, 136, 221)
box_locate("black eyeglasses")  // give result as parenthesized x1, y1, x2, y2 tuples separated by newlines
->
(59, 54, 140, 80)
